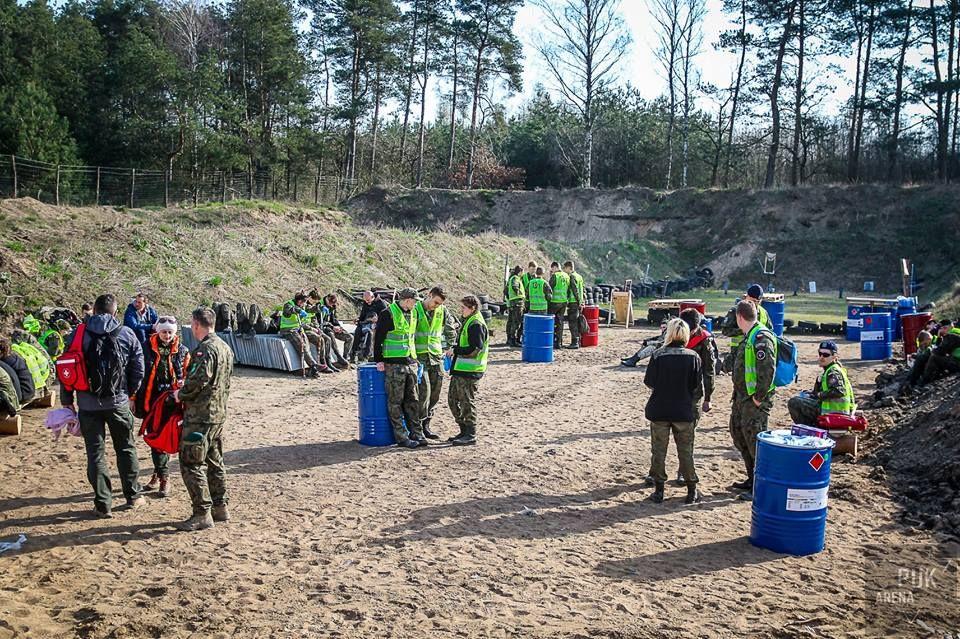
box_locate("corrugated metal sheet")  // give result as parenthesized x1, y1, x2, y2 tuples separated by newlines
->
(180, 329, 319, 372)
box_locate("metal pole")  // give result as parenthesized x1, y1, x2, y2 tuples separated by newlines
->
(95, 167, 101, 205)
(130, 168, 135, 208)
(55, 165, 60, 206)
(164, 168, 170, 208)
(11, 155, 17, 198)
(221, 170, 226, 203)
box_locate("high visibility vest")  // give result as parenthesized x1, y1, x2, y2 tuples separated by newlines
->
(384, 302, 416, 359)
(506, 275, 524, 302)
(11, 342, 50, 387)
(527, 278, 548, 312)
(521, 272, 533, 291)
(820, 362, 856, 415)
(414, 301, 445, 357)
(550, 272, 570, 303)
(453, 312, 488, 374)
(279, 301, 304, 331)
(950, 327, 960, 359)
(567, 272, 585, 305)
(744, 323, 777, 396)
(731, 302, 773, 349)
(41, 329, 65, 359)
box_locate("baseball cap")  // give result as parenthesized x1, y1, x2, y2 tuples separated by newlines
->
(397, 287, 420, 301)
(818, 340, 838, 354)
(746, 284, 764, 299)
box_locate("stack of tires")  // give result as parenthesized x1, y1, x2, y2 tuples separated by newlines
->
(478, 294, 495, 322)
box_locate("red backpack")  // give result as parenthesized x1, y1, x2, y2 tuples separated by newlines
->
(138, 390, 183, 454)
(56, 324, 90, 392)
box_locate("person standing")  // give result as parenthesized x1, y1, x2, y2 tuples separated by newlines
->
(504, 266, 525, 347)
(446, 295, 489, 446)
(670, 308, 717, 485)
(526, 267, 552, 317)
(644, 318, 703, 504)
(563, 261, 585, 349)
(548, 262, 569, 348)
(123, 293, 159, 347)
(374, 288, 424, 448)
(134, 316, 190, 498)
(518, 261, 537, 343)
(175, 307, 234, 531)
(414, 286, 459, 440)
(60, 294, 146, 518)
(787, 341, 855, 426)
(729, 300, 777, 501)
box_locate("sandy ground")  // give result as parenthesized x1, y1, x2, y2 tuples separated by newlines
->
(1, 329, 956, 638)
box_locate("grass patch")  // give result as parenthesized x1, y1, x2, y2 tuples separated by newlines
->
(207, 275, 224, 287)
(631, 289, 850, 325)
(5, 240, 26, 252)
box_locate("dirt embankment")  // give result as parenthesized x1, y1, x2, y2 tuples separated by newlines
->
(347, 184, 960, 296)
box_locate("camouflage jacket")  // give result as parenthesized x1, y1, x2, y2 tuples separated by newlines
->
(180, 333, 234, 425)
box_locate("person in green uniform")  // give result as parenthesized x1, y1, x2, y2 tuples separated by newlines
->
(525, 267, 553, 318)
(374, 288, 424, 448)
(414, 286, 458, 440)
(548, 262, 570, 348)
(563, 261, 585, 349)
(505, 266, 525, 347)
(176, 307, 235, 531)
(518, 262, 537, 343)
(787, 341, 856, 426)
(729, 299, 777, 501)
(720, 284, 773, 372)
(446, 295, 489, 446)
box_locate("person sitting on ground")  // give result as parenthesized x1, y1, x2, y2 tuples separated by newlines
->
(905, 330, 935, 389)
(0, 337, 35, 406)
(124, 293, 159, 346)
(279, 293, 331, 377)
(40, 319, 71, 360)
(621, 319, 669, 367)
(921, 319, 960, 385)
(134, 316, 190, 498)
(0, 365, 19, 419)
(61, 293, 146, 518)
(321, 293, 354, 368)
(787, 341, 855, 426)
(352, 291, 388, 362)
(81, 303, 94, 319)
(643, 318, 704, 504)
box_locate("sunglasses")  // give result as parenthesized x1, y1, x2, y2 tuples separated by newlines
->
(817, 352, 834, 357)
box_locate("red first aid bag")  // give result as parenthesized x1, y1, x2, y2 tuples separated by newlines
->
(56, 324, 90, 392)
(138, 390, 183, 454)
(816, 413, 868, 432)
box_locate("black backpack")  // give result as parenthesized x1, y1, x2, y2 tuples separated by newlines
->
(84, 326, 125, 400)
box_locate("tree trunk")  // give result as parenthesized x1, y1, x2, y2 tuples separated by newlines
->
(369, 63, 383, 178)
(415, 22, 432, 188)
(945, 0, 957, 180)
(790, 0, 805, 186)
(931, 0, 947, 182)
(465, 30, 488, 190)
(665, 16, 677, 190)
(846, 1, 865, 182)
(722, 0, 748, 187)
(888, 0, 913, 182)
(399, 0, 421, 168)
(763, 1, 797, 189)
(851, 1, 876, 182)
(448, 29, 460, 172)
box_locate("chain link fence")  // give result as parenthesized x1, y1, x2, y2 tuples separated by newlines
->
(0, 155, 359, 208)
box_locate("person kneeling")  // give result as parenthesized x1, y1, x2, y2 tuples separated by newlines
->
(643, 318, 703, 504)
(446, 296, 489, 446)
(787, 341, 855, 426)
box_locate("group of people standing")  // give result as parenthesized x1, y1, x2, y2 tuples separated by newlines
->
(504, 260, 586, 349)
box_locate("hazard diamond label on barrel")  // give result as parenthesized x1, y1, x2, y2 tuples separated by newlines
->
(809, 452, 825, 471)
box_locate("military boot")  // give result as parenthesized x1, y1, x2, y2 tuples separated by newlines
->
(180, 511, 214, 531)
(422, 421, 440, 440)
(685, 484, 702, 504)
(651, 482, 665, 504)
(158, 477, 169, 498)
(144, 473, 159, 491)
(620, 355, 640, 368)
(212, 505, 230, 522)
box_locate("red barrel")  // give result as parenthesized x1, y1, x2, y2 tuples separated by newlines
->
(679, 301, 707, 317)
(901, 312, 932, 356)
(581, 305, 600, 347)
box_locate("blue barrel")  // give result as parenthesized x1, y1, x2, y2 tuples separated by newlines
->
(845, 304, 871, 341)
(860, 312, 893, 360)
(761, 300, 785, 337)
(893, 297, 917, 341)
(750, 429, 836, 556)
(522, 314, 554, 363)
(357, 364, 396, 446)
(703, 317, 713, 333)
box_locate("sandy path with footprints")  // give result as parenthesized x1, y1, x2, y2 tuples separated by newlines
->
(0, 328, 955, 638)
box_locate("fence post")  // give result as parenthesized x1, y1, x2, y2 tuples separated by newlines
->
(130, 168, 136, 208)
(164, 168, 170, 208)
(11, 155, 17, 198)
(314, 168, 320, 205)
(55, 165, 60, 206)
(95, 167, 101, 205)
(293, 173, 298, 202)
(221, 171, 226, 203)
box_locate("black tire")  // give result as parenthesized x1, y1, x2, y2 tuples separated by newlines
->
(478, 294, 491, 304)
(822, 322, 843, 335)
(487, 303, 500, 314)
(481, 310, 493, 322)
(783, 319, 795, 328)
(798, 320, 821, 333)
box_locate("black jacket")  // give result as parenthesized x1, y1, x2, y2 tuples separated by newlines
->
(643, 345, 703, 423)
(933, 330, 960, 358)
(1, 353, 35, 404)
(357, 298, 388, 325)
(0, 360, 22, 404)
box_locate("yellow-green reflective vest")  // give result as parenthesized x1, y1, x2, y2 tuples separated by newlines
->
(453, 312, 488, 374)
(384, 302, 416, 359)
(414, 301, 445, 357)
(279, 301, 304, 331)
(11, 342, 50, 387)
(820, 362, 856, 415)
(950, 327, 960, 359)
(521, 272, 533, 290)
(41, 329, 65, 359)
(744, 323, 777, 396)
(568, 272, 585, 304)
(550, 272, 569, 303)
(506, 275, 524, 302)
(527, 278, 548, 312)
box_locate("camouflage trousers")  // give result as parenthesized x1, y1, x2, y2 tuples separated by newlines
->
(548, 303, 568, 346)
(566, 304, 582, 345)
(385, 362, 422, 442)
(281, 329, 318, 368)
(649, 420, 698, 484)
(179, 421, 227, 515)
(787, 395, 821, 426)
(448, 376, 479, 438)
(506, 303, 523, 343)
(729, 396, 772, 475)
(417, 361, 443, 431)
(922, 354, 960, 383)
